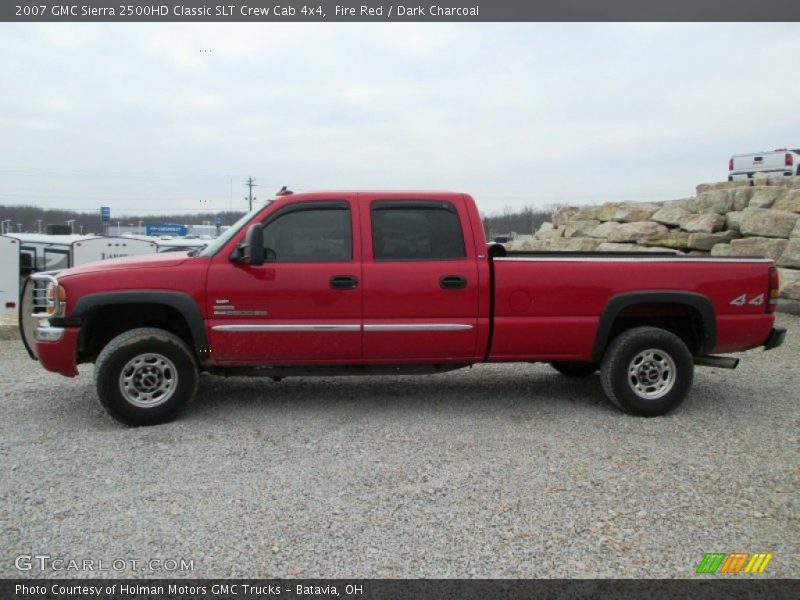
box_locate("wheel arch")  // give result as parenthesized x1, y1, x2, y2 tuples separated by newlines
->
(592, 291, 716, 361)
(72, 291, 209, 360)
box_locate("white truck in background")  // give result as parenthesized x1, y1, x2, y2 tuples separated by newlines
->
(729, 148, 800, 181)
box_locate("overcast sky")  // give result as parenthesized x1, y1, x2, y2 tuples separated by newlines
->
(1, 22, 799, 216)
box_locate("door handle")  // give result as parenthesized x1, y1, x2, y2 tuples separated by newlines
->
(440, 275, 467, 290)
(330, 275, 358, 290)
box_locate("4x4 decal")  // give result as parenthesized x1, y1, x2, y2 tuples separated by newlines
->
(730, 293, 764, 307)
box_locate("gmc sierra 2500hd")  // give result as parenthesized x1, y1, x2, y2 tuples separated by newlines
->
(21, 190, 786, 425)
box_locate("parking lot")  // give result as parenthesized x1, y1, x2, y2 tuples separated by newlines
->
(1, 314, 798, 579)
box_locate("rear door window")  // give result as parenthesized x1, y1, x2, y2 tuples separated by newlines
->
(371, 201, 466, 261)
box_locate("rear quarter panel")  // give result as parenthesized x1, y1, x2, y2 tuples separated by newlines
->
(490, 257, 775, 361)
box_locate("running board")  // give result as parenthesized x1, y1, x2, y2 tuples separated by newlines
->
(694, 355, 739, 369)
(207, 363, 472, 379)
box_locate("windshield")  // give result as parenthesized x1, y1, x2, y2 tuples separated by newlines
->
(198, 205, 265, 257)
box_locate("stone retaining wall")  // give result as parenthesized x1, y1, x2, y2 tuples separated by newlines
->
(506, 174, 800, 311)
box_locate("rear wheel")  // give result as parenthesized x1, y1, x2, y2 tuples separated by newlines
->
(549, 361, 599, 378)
(94, 327, 198, 426)
(600, 327, 693, 416)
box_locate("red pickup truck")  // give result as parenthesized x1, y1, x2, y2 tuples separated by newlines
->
(21, 191, 786, 425)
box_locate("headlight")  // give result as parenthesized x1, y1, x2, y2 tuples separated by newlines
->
(45, 282, 66, 316)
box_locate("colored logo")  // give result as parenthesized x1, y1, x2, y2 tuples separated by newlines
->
(696, 552, 773, 574)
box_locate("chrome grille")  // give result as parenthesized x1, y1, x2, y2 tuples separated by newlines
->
(31, 279, 49, 316)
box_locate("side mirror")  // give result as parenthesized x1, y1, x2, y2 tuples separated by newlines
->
(242, 224, 264, 266)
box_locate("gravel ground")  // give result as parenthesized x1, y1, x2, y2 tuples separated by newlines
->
(1, 314, 798, 579)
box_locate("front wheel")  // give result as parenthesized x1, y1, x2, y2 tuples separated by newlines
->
(94, 328, 199, 426)
(600, 327, 694, 417)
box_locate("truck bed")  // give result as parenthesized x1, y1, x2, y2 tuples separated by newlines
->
(489, 252, 775, 361)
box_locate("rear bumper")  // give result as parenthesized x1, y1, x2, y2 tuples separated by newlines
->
(35, 325, 79, 377)
(764, 326, 786, 351)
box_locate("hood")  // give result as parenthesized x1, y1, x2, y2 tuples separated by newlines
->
(56, 251, 194, 279)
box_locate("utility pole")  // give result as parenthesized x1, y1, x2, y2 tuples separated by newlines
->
(36, 219, 42, 233)
(245, 176, 258, 211)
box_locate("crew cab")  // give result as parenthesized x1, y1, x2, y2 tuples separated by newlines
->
(21, 191, 786, 425)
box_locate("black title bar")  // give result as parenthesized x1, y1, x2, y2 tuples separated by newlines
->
(2, 579, 800, 600)
(4, 0, 800, 22)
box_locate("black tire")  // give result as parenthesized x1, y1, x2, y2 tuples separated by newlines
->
(600, 326, 694, 417)
(549, 361, 599, 378)
(94, 327, 199, 426)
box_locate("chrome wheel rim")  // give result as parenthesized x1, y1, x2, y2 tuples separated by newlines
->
(119, 353, 177, 407)
(628, 349, 676, 400)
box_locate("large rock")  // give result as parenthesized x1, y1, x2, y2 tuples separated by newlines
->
(548, 237, 603, 251)
(772, 190, 800, 214)
(777, 238, 800, 268)
(748, 187, 784, 208)
(792, 221, 800, 238)
(516, 239, 551, 251)
(778, 268, 800, 300)
(597, 242, 638, 252)
(651, 205, 693, 227)
(564, 219, 601, 238)
(730, 237, 789, 261)
(597, 242, 680, 254)
(589, 221, 622, 239)
(573, 205, 601, 220)
(731, 187, 754, 211)
(753, 173, 769, 185)
(686, 191, 734, 214)
(535, 222, 565, 240)
(710, 243, 732, 256)
(552, 206, 579, 227)
(607, 221, 668, 243)
(687, 230, 740, 251)
(680, 213, 726, 233)
(637, 231, 691, 250)
(738, 207, 800, 238)
(695, 181, 748, 194)
(768, 176, 800, 187)
(597, 202, 660, 223)
(725, 211, 744, 232)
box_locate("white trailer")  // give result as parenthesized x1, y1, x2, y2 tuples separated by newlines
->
(155, 238, 206, 253)
(729, 148, 800, 181)
(119, 234, 206, 253)
(72, 237, 157, 264)
(6, 233, 157, 272)
(7, 234, 96, 272)
(0, 235, 21, 315)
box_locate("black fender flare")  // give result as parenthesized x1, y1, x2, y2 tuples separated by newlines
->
(71, 290, 209, 355)
(592, 291, 716, 361)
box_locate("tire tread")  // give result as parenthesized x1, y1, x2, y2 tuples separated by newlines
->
(599, 326, 693, 416)
(94, 327, 198, 425)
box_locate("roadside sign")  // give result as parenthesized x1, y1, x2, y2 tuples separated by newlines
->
(145, 224, 188, 236)
(100, 206, 110, 222)
(215, 216, 222, 226)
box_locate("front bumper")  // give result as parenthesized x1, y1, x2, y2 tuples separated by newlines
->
(764, 326, 786, 351)
(34, 324, 79, 377)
